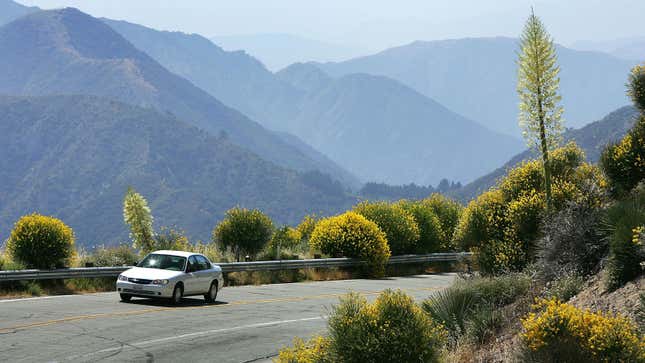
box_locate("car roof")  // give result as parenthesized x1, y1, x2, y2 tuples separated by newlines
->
(151, 250, 199, 258)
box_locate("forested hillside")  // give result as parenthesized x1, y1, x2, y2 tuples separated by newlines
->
(0, 95, 353, 245)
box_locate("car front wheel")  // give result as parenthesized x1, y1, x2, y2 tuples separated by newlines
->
(204, 281, 218, 303)
(171, 284, 183, 305)
(120, 293, 132, 302)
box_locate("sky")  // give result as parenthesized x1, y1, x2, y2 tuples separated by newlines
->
(16, 0, 645, 52)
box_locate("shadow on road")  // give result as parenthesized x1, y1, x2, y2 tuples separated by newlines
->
(121, 297, 229, 308)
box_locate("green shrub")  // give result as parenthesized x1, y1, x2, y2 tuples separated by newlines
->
(25, 281, 43, 296)
(154, 227, 190, 251)
(353, 201, 420, 255)
(309, 212, 390, 276)
(600, 117, 645, 197)
(464, 306, 504, 344)
(421, 286, 478, 340)
(270, 226, 302, 253)
(84, 244, 138, 267)
(547, 274, 585, 301)
(397, 200, 443, 253)
(539, 185, 607, 279)
(603, 187, 645, 290)
(422, 274, 530, 343)
(600, 64, 645, 197)
(628, 63, 645, 113)
(520, 299, 645, 362)
(212, 207, 273, 261)
(328, 290, 446, 362)
(6, 214, 75, 269)
(421, 194, 463, 248)
(0, 253, 5, 270)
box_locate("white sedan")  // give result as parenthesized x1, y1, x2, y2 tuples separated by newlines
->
(116, 250, 224, 304)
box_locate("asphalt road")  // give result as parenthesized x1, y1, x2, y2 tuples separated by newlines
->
(0, 274, 456, 363)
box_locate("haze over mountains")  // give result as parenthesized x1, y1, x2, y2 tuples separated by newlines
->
(0, 8, 357, 185)
(316, 37, 635, 137)
(99, 17, 523, 185)
(210, 33, 364, 71)
(0, 95, 352, 244)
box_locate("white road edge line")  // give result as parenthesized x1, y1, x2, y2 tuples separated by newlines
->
(64, 316, 326, 361)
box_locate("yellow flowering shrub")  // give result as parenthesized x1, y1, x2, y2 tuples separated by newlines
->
(601, 117, 645, 197)
(275, 336, 332, 363)
(6, 213, 75, 269)
(309, 212, 390, 276)
(276, 290, 446, 362)
(454, 143, 607, 275)
(353, 201, 420, 255)
(521, 299, 645, 362)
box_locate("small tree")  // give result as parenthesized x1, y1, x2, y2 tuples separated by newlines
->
(269, 225, 302, 258)
(6, 214, 75, 269)
(123, 187, 155, 254)
(517, 9, 564, 211)
(154, 227, 190, 251)
(212, 207, 273, 261)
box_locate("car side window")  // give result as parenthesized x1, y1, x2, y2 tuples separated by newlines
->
(196, 255, 210, 270)
(188, 256, 199, 272)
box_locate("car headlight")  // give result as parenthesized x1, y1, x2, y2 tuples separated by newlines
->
(118, 275, 128, 281)
(152, 279, 169, 285)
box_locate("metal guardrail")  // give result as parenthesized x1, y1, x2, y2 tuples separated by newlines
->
(0, 252, 472, 282)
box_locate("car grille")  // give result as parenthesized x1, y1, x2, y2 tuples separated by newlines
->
(128, 278, 152, 285)
(123, 289, 155, 295)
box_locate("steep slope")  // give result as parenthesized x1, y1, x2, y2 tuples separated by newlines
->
(0, 95, 353, 246)
(0, 8, 346, 181)
(317, 37, 635, 136)
(101, 19, 360, 188)
(451, 106, 640, 201)
(276, 64, 523, 185)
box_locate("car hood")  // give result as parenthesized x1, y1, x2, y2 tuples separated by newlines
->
(122, 267, 183, 280)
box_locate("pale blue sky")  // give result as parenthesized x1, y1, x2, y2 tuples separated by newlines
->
(17, 0, 645, 52)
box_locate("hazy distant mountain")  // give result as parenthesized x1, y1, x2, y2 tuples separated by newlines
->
(210, 33, 364, 71)
(571, 37, 645, 62)
(451, 106, 640, 201)
(0, 0, 37, 25)
(0, 8, 354, 185)
(275, 63, 523, 185)
(0, 95, 353, 246)
(101, 18, 359, 188)
(103, 19, 521, 185)
(316, 37, 635, 137)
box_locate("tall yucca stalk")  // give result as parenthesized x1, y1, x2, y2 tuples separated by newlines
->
(123, 187, 154, 254)
(517, 9, 564, 211)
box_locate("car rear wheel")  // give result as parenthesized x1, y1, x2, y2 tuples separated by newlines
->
(204, 281, 218, 303)
(171, 284, 183, 305)
(120, 293, 132, 302)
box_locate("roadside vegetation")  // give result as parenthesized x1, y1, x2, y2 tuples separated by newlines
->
(275, 10, 644, 362)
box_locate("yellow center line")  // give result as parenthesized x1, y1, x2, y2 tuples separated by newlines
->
(0, 287, 440, 334)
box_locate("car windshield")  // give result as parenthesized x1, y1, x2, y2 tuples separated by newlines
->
(137, 254, 186, 271)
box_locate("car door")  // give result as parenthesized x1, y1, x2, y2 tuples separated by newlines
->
(195, 255, 212, 292)
(184, 255, 201, 294)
